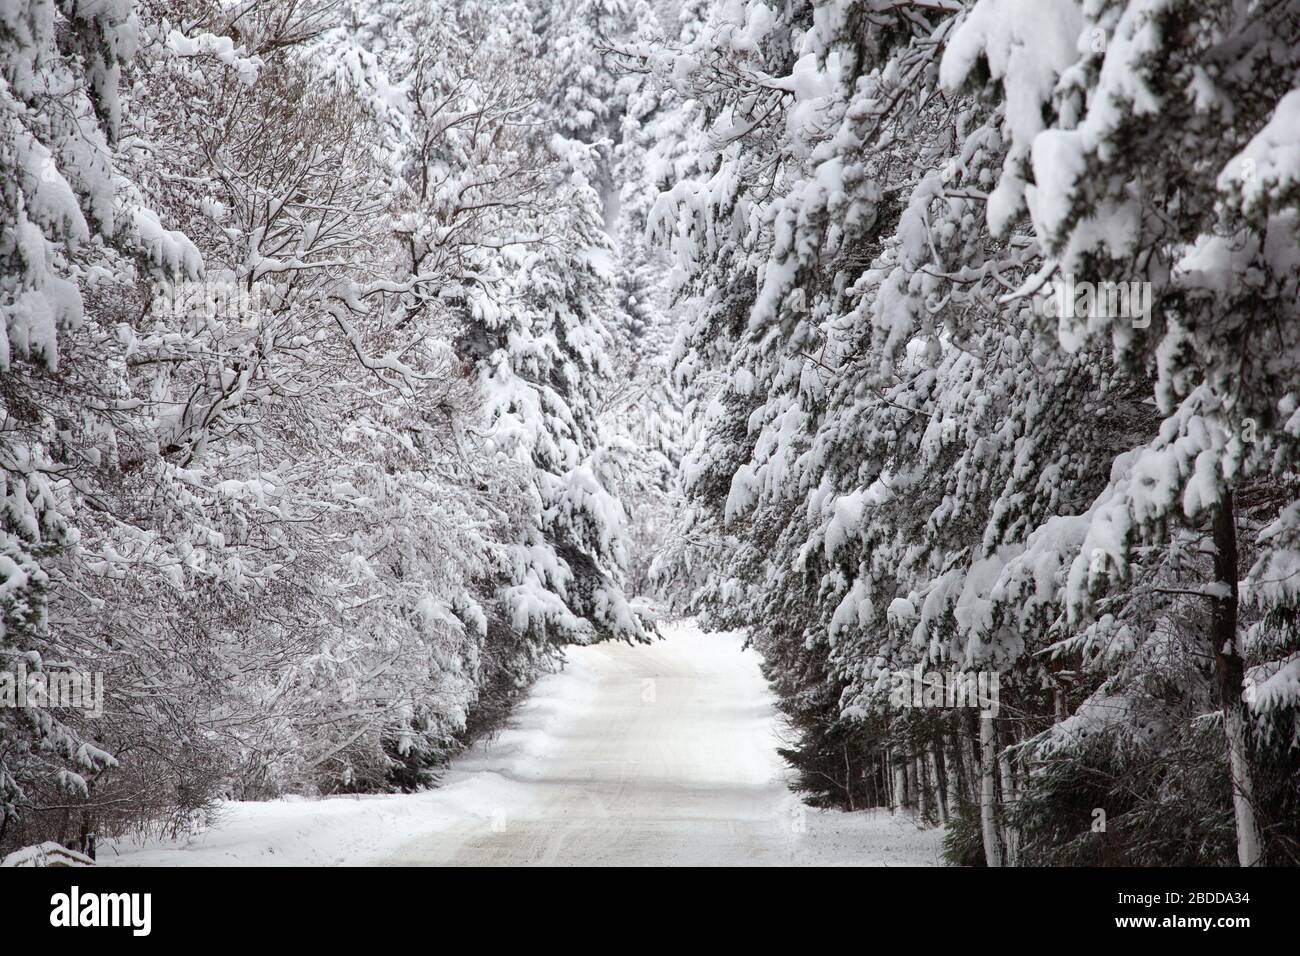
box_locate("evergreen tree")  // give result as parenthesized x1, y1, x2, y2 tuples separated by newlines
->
(637, 0, 1300, 866)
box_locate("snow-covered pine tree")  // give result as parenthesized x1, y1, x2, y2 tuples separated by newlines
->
(540, 0, 633, 147)
(360, 0, 649, 662)
(0, 0, 140, 841)
(459, 131, 650, 649)
(639, 0, 1300, 866)
(942, 0, 1300, 866)
(597, 0, 697, 604)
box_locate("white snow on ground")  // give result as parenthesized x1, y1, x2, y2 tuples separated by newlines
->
(102, 621, 944, 866)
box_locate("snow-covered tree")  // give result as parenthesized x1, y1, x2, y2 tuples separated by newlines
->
(638, 0, 1300, 866)
(0, 0, 652, 855)
(1, 0, 141, 841)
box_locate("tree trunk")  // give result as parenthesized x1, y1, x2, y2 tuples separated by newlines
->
(997, 734, 1018, 866)
(842, 743, 856, 811)
(914, 753, 928, 820)
(866, 751, 878, 809)
(944, 727, 962, 820)
(893, 751, 907, 815)
(929, 742, 949, 825)
(964, 710, 981, 804)
(979, 714, 1003, 867)
(883, 745, 895, 812)
(905, 753, 918, 811)
(1212, 492, 1263, 866)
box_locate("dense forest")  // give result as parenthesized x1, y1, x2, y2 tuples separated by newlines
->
(3, 0, 1299, 866)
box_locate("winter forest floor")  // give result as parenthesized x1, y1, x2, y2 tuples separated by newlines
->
(100, 622, 942, 867)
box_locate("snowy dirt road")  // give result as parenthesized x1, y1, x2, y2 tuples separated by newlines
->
(105, 622, 942, 867)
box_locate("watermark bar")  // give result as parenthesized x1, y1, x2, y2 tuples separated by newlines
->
(0, 662, 104, 717)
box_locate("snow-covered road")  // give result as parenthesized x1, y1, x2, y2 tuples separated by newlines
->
(105, 622, 943, 866)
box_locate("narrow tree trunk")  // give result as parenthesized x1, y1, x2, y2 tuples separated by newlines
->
(944, 727, 962, 820)
(893, 752, 907, 816)
(842, 743, 856, 811)
(905, 753, 918, 811)
(929, 743, 949, 825)
(964, 710, 981, 803)
(1212, 492, 1263, 866)
(883, 746, 895, 812)
(879, 750, 889, 810)
(865, 751, 877, 809)
(979, 714, 1003, 867)
(914, 754, 929, 820)
(997, 736, 1018, 866)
